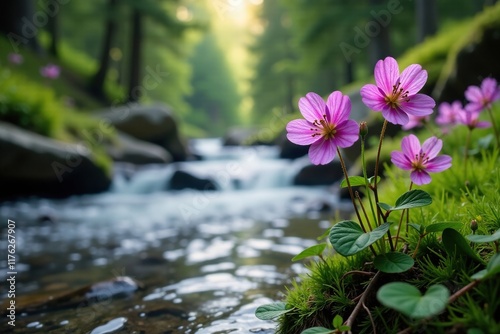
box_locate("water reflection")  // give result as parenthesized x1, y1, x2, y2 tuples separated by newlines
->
(0, 142, 347, 333)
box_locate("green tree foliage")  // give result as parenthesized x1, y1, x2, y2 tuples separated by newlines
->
(249, 0, 297, 123)
(187, 33, 241, 135)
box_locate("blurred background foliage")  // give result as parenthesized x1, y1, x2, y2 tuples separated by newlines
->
(0, 0, 497, 138)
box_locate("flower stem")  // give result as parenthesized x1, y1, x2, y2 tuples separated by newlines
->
(361, 135, 378, 230)
(394, 182, 413, 250)
(337, 148, 367, 233)
(486, 106, 500, 147)
(372, 120, 395, 252)
(464, 128, 472, 180)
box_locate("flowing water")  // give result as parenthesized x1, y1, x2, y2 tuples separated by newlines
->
(0, 139, 349, 333)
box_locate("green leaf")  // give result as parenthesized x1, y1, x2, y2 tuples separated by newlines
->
(368, 176, 381, 185)
(467, 329, 485, 334)
(338, 326, 351, 331)
(329, 221, 390, 256)
(475, 253, 500, 280)
(292, 244, 327, 261)
(317, 227, 331, 241)
(255, 302, 291, 320)
(409, 223, 424, 234)
(378, 202, 393, 211)
(377, 282, 449, 319)
(392, 190, 432, 211)
(426, 222, 463, 233)
(442, 228, 485, 264)
(471, 269, 487, 280)
(374, 252, 415, 273)
(301, 327, 334, 334)
(340, 176, 366, 188)
(332, 314, 343, 328)
(466, 229, 500, 243)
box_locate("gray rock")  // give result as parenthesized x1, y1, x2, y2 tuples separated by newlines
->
(106, 132, 172, 164)
(0, 121, 111, 200)
(277, 132, 310, 160)
(168, 170, 217, 191)
(97, 103, 189, 161)
(293, 161, 344, 186)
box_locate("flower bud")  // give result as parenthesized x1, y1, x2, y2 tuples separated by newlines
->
(359, 121, 368, 139)
(470, 219, 478, 233)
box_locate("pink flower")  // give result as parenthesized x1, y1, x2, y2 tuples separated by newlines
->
(40, 64, 60, 79)
(286, 91, 359, 165)
(458, 110, 491, 130)
(402, 114, 429, 130)
(436, 101, 464, 126)
(8, 53, 23, 65)
(465, 77, 500, 113)
(391, 134, 452, 185)
(360, 57, 435, 126)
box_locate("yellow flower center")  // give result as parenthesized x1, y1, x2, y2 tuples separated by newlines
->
(384, 82, 410, 109)
(311, 115, 337, 140)
(411, 152, 429, 171)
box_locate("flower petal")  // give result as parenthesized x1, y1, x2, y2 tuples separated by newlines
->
(391, 151, 412, 171)
(333, 120, 359, 148)
(374, 57, 399, 94)
(422, 136, 442, 160)
(360, 84, 387, 111)
(298, 92, 326, 122)
(465, 86, 483, 103)
(286, 119, 319, 145)
(400, 94, 435, 116)
(481, 78, 499, 101)
(399, 64, 427, 94)
(410, 170, 431, 185)
(401, 134, 421, 158)
(308, 139, 336, 165)
(426, 155, 452, 173)
(382, 107, 409, 125)
(327, 91, 351, 125)
(476, 121, 492, 128)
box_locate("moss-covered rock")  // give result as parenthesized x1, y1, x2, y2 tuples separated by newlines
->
(0, 122, 111, 200)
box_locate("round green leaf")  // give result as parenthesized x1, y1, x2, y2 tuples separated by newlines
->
(292, 243, 327, 262)
(466, 229, 500, 243)
(392, 189, 432, 211)
(329, 221, 390, 256)
(373, 252, 414, 273)
(377, 282, 449, 319)
(426, 222, 462, 233)
(301, 327, 334, 334)
(255, 302, 291, 320)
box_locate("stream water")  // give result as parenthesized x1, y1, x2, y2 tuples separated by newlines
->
(0, 139, 349, 333)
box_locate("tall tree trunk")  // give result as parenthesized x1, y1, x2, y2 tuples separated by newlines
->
(47, 14, 59, 57)
(368, 0, 391, 69)
(128, 9, 142, 103)
(0, 0, 42, 53)
(89, 0, 118, 100)
(415, 0, 438, 42)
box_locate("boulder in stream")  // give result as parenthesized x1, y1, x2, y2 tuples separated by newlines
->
(105, 132, 172, 165)
(293, 161, 344, 186)
(0, 121, 111, 200)
(168, 170, 218, 191)
(97, 103, 190, 161)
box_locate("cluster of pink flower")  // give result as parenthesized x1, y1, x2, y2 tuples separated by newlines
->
(7, 52, 60, 80)
(286, 56, 498, 186)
